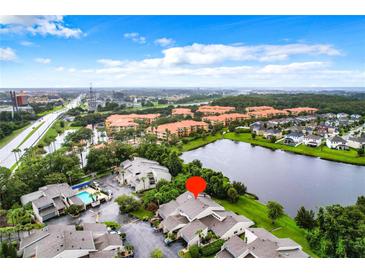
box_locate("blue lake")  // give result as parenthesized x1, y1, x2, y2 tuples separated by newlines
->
(181, 139, 365, 217)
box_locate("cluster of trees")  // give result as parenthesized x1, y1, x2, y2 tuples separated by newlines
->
(141, 157, 247, 207)
(71, 113, 107, 127)
(85, 142, 134, 173)
(64, 127, 93, 145)
(137, 142, 183, 176)
(66, 106, 87, 116)
(175, 93, 223, 104)
(97, 101, 126, 112)
(0, 150, 84, 209)
(0, 111, 35, 141)
(294, 197, 365, 258)
(30, 102, 62, 115)
(0, 241, 17, 258)
(213, 93, 365, 115)
(115, 195, 141, 214)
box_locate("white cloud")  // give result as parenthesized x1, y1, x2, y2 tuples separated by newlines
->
(0, 47, 17, 61)
(260, 62, 327, 74)
(20, 41, 35, 47)
(0, 16, 82, 38)
(55, 66, 64, 72)
(154, 37, 175, 47)
(97, 59, 123, 67)
(158, 43, 341, 65)
(68, 68, 76, 72)
(35, 58, 51, 64)
(124, 32, 146, 44)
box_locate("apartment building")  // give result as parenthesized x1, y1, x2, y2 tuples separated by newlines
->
(105, 113, 160, 133)
(247, 109, 288, 119)
(283, 107, 318, 116)
(197, 105, 235, 115)
(172, 108, 194, 117)
(149, 120, 208, 140)
(203, 113, 250, 126)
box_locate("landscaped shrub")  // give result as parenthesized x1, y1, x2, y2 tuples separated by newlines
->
(188, 244, 201, 258)
(65, 204, 83, 217)
(235, 127, 250, 133)
(103, 221, 121, 231)
(199, 239, 225, 257)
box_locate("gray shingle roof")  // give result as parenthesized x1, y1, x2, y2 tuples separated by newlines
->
(33, 196, 54, 209)
(329, 135, 346, 144)
(158, 200, 179, 219)
(178, 219, 207, 243)
(217, 229, 309, 258)
(216, 249, 234, 258)
(161, 215, 189, 232)
(69, 195, 84, 206)
(20, 191, 43, 206)
(36, 231, 95, 258)
(88, 250, 117, 258)
(305, 134, 322, 141)
(82, 223, 108, 234)
(94, 233, 122, 251)
(200, 215, 242, 237)
(40, 183, 76, 199)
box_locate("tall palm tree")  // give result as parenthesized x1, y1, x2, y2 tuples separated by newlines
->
(12, 148, 21, 162)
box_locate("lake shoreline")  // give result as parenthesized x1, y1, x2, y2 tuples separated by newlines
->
(179, 132, 365, 167)
(181, 139, 365, 217)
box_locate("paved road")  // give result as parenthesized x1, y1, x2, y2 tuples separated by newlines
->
(0, 96, 82, 169)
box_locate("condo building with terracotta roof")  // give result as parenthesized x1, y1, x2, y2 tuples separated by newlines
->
(148, 120, 208, 140)
(245, 106, 275, 112)
(247, 109, 288, 119)
(105, 114, 160, 133)
(283, 107, 319, 116)
(197, 105, 235, 115)
(203, 113, 250, 126)
(172, 108, 194, 117)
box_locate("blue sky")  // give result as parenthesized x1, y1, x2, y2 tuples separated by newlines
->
(0, 16, 364, 88)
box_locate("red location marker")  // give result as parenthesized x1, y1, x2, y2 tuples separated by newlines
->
(185, 176, 207, 199)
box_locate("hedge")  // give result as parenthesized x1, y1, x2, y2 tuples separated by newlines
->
(199, 239, 225, 257)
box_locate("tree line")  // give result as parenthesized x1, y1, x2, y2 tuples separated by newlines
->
(212, 93, 365, 115)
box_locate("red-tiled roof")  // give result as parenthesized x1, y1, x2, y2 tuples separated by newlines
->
(155, 120, 208, 134)
(204, 113, 250, 122)
(106, 113, 160, 128)
(246, 106, 274, 112)
(172, 108, 193, 115)
(197, 105, 235, 114)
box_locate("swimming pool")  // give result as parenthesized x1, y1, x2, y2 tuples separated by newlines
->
(76, 191, 95, 205)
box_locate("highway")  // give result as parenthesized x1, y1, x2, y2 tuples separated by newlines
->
(0, 96, 81, 169)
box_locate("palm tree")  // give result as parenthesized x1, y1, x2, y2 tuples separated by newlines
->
(141, 176, 147, 190)
(73, 142, 84, 168)
(120, 169, 126, 185)
(12, 148, 21, 162)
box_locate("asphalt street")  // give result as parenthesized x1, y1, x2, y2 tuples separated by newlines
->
(0, 96, 81, 169)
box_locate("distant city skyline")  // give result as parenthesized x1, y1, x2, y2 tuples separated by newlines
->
(1, 16, 364, 88)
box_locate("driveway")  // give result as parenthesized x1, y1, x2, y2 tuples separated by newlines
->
(46, 174, 184, 258)
(122, 221, 184, 258)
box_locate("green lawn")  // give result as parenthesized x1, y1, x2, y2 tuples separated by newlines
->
(16, 121, 45, 148)
(130, 207, 154, 220)
(36, 105, 64, 117)
(0, 123, 31, 149)
(181, 132, 224, 152)
(214, 195, 317, 257)
(37, 120, 65, 146)
(224, 132, 365, 166)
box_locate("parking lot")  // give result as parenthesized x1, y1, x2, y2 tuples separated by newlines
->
(46, 174, 183, 257)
